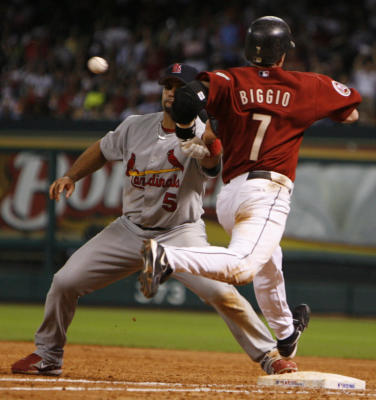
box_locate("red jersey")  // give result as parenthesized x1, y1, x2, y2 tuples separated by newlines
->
(198, 67, 362, 183)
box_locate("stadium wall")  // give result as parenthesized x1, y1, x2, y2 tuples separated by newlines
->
(0, 120, 375, 315)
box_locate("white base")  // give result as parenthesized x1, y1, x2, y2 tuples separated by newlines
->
(257, 371, 366, 390)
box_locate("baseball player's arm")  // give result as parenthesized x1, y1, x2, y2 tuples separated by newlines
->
(315, 74, 362, 122)
(49, 140, 107, 201)
(199, 119, 222, 172)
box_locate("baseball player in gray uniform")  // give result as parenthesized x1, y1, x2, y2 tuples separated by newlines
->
(12, 63, 297, 377)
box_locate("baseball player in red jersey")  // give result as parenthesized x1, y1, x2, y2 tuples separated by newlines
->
(11, 62, 298, 377)
(139, 16, 362, 359)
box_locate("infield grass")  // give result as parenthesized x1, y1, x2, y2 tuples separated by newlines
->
(0, 303, 375, 360)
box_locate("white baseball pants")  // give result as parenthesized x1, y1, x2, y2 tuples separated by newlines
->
(163, 172, 294, 339)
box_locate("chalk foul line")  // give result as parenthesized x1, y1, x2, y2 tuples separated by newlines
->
(0, 377, 375, 397)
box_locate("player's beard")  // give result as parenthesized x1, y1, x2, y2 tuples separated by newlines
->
(162, 101, 172, 115)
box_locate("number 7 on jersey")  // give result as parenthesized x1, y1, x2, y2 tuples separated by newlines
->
(249, 113, 271, 161)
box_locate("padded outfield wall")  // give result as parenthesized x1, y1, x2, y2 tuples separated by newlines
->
(0, 119, 375, 315)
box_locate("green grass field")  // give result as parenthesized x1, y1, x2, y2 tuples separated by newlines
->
(0, 303, 375, 360)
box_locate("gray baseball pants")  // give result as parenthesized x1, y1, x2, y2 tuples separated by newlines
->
(35, 216, 276, 366)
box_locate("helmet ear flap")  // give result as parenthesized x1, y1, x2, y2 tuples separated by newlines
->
(245, 16, 294, 66)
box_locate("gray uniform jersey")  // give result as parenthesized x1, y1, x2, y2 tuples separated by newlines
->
(100, 112, 208, 228)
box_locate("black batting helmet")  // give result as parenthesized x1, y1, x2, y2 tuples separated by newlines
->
(244, 16, 295, 66)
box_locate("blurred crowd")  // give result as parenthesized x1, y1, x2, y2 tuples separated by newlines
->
(1, 0, 376, 125)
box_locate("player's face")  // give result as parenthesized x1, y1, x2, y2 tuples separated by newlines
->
(161, 79, 185, 114)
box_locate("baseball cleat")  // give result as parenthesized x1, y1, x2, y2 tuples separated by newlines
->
(139, 239, 173, 298)
(269, 359, 298, 374)
(277, 303, 311, 359)
(11, 353, 62, 376)
(260, 349, 298, 375)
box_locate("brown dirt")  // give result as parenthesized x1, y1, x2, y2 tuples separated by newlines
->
(1, 342, 375, 399)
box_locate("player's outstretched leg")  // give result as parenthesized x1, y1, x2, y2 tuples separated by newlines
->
(277, 304, 311, 359)
(139, 239, 173, 298)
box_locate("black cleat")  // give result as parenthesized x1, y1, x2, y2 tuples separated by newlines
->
(139, 239, 173, 298)
(277, 304, 311, 359)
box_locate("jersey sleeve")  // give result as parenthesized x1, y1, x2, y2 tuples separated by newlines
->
(100, 117, 131, 161)
(197, 70, 233, 118)
(314, 74, 362, 122)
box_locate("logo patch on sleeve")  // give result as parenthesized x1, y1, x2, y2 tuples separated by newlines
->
(332, 81, 351, 97)
(258, 70, 270, 78)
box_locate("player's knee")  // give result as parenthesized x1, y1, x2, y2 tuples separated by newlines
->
(50, 269, 79, 295)
(207, 286, 245, 312)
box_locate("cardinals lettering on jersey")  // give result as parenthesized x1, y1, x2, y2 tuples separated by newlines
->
(130, 174, 180, 190)
(125, 150, 183, 190)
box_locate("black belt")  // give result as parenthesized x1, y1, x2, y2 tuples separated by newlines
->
(247, 171, 292, 193)
(247, 171, 273, 181)
(134, 223, 166, 231)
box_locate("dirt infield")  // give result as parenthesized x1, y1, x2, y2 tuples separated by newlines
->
(1, 342, 375, 399)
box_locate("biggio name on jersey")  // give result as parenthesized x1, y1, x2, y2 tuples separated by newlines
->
(238, 87, 292, 109)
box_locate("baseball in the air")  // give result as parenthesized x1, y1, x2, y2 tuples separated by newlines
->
(87, 56, 108, 74)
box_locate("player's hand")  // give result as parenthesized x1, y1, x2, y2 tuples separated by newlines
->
(49, 176, 75, 201)
(180, 137, 210, 159)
